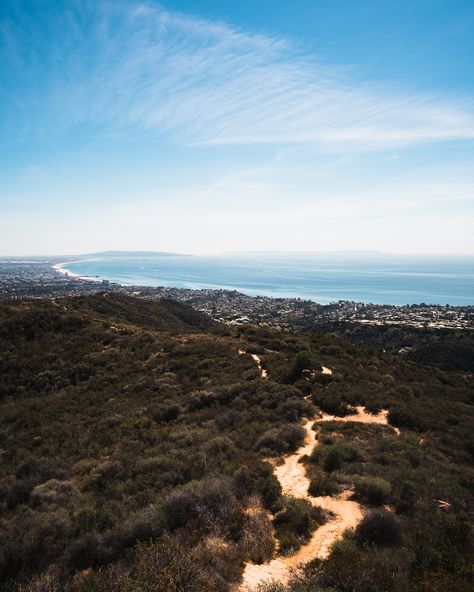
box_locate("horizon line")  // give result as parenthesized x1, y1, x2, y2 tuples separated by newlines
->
(2, 249, 474, 258)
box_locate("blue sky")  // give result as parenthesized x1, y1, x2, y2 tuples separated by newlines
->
(1, 0, 473, 255)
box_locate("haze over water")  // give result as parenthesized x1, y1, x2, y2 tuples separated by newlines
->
(62, 254, 474, 306)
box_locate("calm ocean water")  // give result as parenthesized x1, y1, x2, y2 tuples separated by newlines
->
(62, 254, 474, 306)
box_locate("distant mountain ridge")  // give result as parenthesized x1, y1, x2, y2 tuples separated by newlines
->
(80, 250, 188, 258)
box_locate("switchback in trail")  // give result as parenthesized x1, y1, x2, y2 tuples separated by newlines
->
(239, 364, 398, 591)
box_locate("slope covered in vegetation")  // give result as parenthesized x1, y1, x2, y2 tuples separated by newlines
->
(310, 321, 474, 372)
(0, 294, 472, 591)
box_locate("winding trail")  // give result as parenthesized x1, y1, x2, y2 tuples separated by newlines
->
(239, 415, 362, 590)
(320, 406, 391, 425)
(251, 354, 268, 379)
(239, 349, 268, 379)
(238, 361, 396, 591)
(317, 406, 400, 436)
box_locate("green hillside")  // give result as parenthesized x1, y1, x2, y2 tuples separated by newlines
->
(0, 295, 472, 591)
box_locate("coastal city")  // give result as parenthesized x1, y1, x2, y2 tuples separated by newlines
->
(1, 257, 472, 331)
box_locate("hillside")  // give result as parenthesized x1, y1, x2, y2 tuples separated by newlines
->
(310, 321, 474, 373)
(0, 295, 473, 591)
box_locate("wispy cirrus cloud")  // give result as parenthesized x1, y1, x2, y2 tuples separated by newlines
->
(2, 1, 474, 151)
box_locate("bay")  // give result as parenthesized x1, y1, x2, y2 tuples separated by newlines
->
(61, 253, 474, 306)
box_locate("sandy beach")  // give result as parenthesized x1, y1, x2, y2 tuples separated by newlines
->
(52, 262, 99, 282)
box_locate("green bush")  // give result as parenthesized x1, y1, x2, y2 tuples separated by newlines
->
(311, 443, 362, 473)
(240, 504, 275, 563)
(388, 406, 418, 430)
(355, 510, 402, 547)
(354, 476, 392, 506)
(286, 351, 319, 383)
(323, 448, 344, 472)
(153, 403, 181, 423)
(313, 393, 356, 417)
(69, 537, 212, 592)
(317, 539, 411, 592)
(233, 461, 282, 511)
(273, 497, 325, 555)
(308, 473, 339, 497)
(255, 424, 306, 456)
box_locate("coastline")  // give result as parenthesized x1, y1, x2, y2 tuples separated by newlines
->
(52, 262, 100, 283)
(49, 258, 474, 307)
(3, 259, 465, 330)
(52, 261, 136, 288)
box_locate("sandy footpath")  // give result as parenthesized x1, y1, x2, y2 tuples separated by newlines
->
(238, 362, 396, 590)
(239, 415, 363, 590)
(238, 349, 268, 379)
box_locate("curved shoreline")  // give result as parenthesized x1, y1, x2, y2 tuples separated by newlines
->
(48, 258, 473, 307)
(52, 262, 99, 283)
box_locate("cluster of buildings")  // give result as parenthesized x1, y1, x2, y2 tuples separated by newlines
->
(303, 300, 473, 330)
(1, 258, 472, 331)
(0, 259, 108, 300)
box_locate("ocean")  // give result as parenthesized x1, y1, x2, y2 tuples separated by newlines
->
(61, 253, 474, 306)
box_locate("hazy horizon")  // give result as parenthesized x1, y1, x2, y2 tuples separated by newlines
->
(1, 1, 474, 255)
(3, 249, 474, 259)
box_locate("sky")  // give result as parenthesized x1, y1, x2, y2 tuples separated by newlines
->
(1, 0, 474, 255)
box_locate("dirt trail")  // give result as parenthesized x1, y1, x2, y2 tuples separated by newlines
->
(239, 416, 362, 590)
(238, 349, 267, 379)
(250, 354, 268, 379)
(320, 406, 389, 425)
(239, 366, 397, 591)
(319, 407, 400, 436)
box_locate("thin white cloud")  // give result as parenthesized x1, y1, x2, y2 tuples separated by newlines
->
(2, 1, 474, 151)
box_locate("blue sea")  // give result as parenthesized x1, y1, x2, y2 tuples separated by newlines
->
(62, 253, 474, 306)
